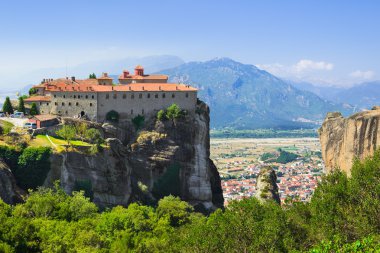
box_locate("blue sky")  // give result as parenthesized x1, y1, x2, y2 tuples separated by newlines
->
(0, 0, 379, 89)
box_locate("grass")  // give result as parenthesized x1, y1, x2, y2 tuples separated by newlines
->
(0, 120, 14, 134)
(30, 135, 93, 150)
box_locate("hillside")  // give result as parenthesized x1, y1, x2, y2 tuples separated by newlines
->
(159, 58, 353, 129)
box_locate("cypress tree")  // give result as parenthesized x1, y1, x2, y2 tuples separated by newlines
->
(18, 97, 26, 113)
(30, 102, 38, 116)
(2, 97, 13, 115)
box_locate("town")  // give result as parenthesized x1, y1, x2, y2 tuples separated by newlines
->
(210, 138, 324, 205)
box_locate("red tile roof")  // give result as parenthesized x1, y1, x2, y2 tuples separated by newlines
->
(24, 96, 51, 102)
(32, 114, 58, 121)
(33, 78, 196, 92)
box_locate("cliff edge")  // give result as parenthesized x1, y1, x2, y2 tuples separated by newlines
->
(43, 100, 224, 211)
(319, 106, 380, 175)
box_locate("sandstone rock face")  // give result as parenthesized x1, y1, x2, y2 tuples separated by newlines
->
(44, 101, 224, 211)
(255, 166, 280, 205)
(0, 159, 25, 204)
(319, 107, 380, 175)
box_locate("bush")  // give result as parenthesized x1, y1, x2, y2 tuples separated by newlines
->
(136, 131, 166, 145)
(106, 110, 119, 122)
(2, 97, 13, 115)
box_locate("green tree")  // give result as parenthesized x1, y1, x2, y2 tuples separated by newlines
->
(28, 87, 37, 96)
(76, 123, 88, 141)
(2, 97, 13, 115)
(106, 110, 119, 122)
(166, 104, 182, 122)
(157, 110, 166, 121)
(89, 73, 97, 79)
(56, 125, 76, 150)
(29, 102, 38, 116)
(156, 196, 193, 227)
(17, 97, 26, 114)
(132, 115, 145, 130)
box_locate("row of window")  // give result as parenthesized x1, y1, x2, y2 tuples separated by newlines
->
(54, 94, 95, 99)
(54, 102, 93, 107)
(105, 93, 189, 99)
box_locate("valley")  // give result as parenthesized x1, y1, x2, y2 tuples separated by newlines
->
(210, 137, 324, 205)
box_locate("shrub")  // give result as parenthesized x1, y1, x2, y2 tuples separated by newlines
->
(17, 97, 26, 114)
(136, 131, 166, 145)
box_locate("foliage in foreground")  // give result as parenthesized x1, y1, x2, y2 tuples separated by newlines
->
(1, 151, 380, 252)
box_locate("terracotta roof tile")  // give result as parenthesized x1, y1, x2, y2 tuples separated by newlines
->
(24, 96, 51, 102)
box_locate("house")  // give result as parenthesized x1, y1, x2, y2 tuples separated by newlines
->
(29, 115, 59, 128)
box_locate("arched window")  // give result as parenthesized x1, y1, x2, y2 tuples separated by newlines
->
(69, 102, 71, 106)
(62, 102, 65, 106)
(92, 95, 94, 99)
(85, 95, 88, 99)
(90, 103, 93, 107)
(76, 102, 79, 106)
(74, 95, 76, 99)
(172, 93, 175, 98)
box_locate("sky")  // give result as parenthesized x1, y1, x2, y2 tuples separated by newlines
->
(0, 0, 380, 90)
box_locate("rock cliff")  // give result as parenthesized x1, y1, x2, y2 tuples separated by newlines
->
(319, 106, 380, 175)
(255, 166, 280, 204)
(0, 159, 25, 204)
(44, 101, 224, 211)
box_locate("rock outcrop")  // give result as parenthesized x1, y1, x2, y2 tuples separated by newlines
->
(0, 159, 25, 204)
(44, 100, 224, 211)
(255, 166, 280, 204)
(319, 107, 380, 175)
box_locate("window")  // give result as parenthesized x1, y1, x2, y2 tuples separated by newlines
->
(139, 93, 142, 98)
(58, 111, 61, 113)
(46, 103, 49, 106)
(69, 102, 71, 106)
(162, 93, 166, 98)
(40, 102, 42, 105)
(106, 94, 109, 99)
(123, 94, 126, 99)
(172, 93, 175, 98)
(76, 102, 79, 106)
(63, 95, 66, 98)
(92, 95, 94, 99)
(131, 109, 133, 114)
(85, 95, 88, 99)
(186, 93, 189, 98)
(65, 111, 68, 114)
(155, 94, 158, 98)
(142, 109, 144, 115)
(147, 93, 150, 98)
(54, 95, 56, 98)
(62, 102, 65, 106)
(113, 93, 117, 99)
(78, 95, 81, 99)
(131, 94, 135, 99)
(55, 102, 58, 105)
(90, 103, 93, 107)
(74, 95, 76, 99)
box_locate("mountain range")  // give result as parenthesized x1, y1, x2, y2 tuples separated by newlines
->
(159, 58, 354, 129)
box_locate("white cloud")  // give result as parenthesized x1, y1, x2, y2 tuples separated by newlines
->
(293, 60, 334, 73)
(349, 70, 375, 80)
(257, 59, 334, 78)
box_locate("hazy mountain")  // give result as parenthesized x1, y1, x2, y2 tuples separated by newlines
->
(289, 80, 380, 110)
(159, 58, 354, 129)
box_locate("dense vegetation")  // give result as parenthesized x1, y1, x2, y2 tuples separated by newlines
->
(1, 150, 380, 252)
(276, 149, 299, 164)
(211, 128, 318, 138)
(0, 145, 51, 191)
